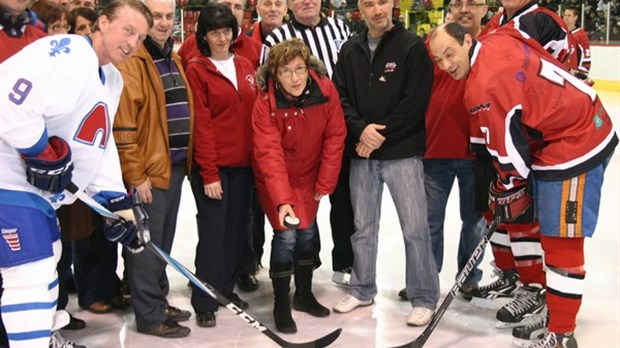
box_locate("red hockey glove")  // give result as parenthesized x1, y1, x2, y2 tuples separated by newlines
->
(488, 183, 533, 222)
(22, 136, 73, 193)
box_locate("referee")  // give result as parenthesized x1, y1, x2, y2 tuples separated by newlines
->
(260, 0, 350, 78)
(259, 0, 354, 287)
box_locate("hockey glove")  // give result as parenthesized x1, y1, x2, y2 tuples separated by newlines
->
(103, 194, 144, 253)
(22, 136, 73, 193)
(488, 183, 533, 223)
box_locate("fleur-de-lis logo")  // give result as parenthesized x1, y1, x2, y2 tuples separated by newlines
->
(50, 192, 66, 203)
(49, 38, 71, 57)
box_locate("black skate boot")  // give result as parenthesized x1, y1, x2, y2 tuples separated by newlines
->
(496, 284, 546, 329)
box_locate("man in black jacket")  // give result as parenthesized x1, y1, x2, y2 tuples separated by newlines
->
(331, 0, 439, 327)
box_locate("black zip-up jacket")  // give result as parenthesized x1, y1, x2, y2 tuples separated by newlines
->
(333, 21, 433, 160)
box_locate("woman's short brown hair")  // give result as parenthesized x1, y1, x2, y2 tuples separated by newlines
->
(267, 38, 311, 77)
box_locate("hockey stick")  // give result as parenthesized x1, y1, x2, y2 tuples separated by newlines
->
(64, 182, 342, 348)
(385, 216, 501, 348)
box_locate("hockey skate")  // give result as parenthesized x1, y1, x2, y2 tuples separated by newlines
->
(469, 265, 520, 309)
(512, 307, 548, 347)
(49, 331, 86, 348)
(496, 284, 546, 329)
(524, 331, 578, 348)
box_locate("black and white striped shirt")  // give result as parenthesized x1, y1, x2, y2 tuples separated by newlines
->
(260, 16, 350, 78)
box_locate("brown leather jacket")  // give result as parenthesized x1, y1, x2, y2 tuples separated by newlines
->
(114, 43, 194, 189)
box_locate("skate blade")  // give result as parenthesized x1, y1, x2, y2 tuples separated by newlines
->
(469, 296, 513, 310)
(512, 336, 544, 348)
(495, 320, 526, 329)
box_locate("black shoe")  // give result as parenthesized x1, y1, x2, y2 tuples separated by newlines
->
(398, 287, 407, 301)
(62, 314, 86, 330)
(142, 319, 191, 338)
(293, 293, 330, 317)
(165, 306, 191, 322)
(225, 293, 249, 310)
(196, 312, 216, 328)
(236, 274, 259, 292)
(110, 296, 131, 310)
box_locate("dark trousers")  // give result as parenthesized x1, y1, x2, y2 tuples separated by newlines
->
(329, 156, 355, 271)
(238, 186, 265, 274)
(73, 229, 122, 308)
(190, 167, 253, 313)
(56, 241, 73, 310)
(125, 166, 185, 332)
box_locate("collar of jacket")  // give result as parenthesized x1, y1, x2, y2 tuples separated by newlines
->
(290, 15, 328, 30)
(144, 35, 173, 60)
(0, 9, 39, 36)
(273, 73, 328, 109)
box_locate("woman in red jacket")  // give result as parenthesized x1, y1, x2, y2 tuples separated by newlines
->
(185, 3, 257, 329)
(252, 39, 346, 333)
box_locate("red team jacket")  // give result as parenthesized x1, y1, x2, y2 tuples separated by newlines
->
(185, 55, 258, 185)
(464, 28, 618, 192)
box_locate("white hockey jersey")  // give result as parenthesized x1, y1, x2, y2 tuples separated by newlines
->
(0, 34, 127, 211)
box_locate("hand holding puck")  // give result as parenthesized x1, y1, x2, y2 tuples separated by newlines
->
(284, 215, 300, 229)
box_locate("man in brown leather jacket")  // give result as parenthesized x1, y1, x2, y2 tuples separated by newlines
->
(113, 0, 194, 338)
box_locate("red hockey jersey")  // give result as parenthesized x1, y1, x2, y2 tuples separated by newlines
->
(480, 2, 577, 71)
(464, 30, 617, 191)
(571, 27, 591, 75)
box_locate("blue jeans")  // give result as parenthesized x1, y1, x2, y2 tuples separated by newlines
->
(424, 159, 486, 284)
(270, 221, 317, 264)
(349, 157, 439, 309)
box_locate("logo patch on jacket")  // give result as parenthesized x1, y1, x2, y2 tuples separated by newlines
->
(2, 228, 21, 251)
(469, 102, 491, 114)
(246, 74, 256, 92)
(384, 62, 397, 73)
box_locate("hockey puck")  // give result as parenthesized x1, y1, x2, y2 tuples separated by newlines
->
(284, 215, 300, 229)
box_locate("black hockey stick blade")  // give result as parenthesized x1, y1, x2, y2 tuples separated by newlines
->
(64, 182, 342, 348)
(384, 217, 502, 348)
(148, 243, 342, 348)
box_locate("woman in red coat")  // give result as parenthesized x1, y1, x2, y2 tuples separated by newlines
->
(252, 39, 346, 333)
(185, 3, 257, 329)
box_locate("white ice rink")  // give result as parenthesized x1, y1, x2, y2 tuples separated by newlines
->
(63, 91, 620, 348)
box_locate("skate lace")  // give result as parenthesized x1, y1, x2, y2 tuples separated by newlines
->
(522, 307, 548, 331)
(50, 331, 78, 348)
(478, 268, 505, 291)
(504, 288, 538, 316)
(529, 332, 557, 348)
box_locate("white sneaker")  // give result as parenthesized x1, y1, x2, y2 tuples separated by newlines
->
(331, 269, 351, 286)
(333, 294, 373, 313)
(407, 307, 434, 326)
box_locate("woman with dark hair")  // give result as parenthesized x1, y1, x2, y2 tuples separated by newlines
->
(30, 0, 70, 35)
(252, 38, 346, 333)
(68, 7, 98, 35)
(185, 2, 258, 329)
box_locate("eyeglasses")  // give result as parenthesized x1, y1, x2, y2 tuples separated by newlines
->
(49, 24, 70, 32)
(278, 66, 308, 78)
(449, 1, 486, 10)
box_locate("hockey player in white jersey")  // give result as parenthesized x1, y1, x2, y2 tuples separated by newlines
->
(0, 0, 153, 347)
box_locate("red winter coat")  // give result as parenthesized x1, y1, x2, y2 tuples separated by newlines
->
(252, 59, 346, 230)
(186, 54, 258, 184)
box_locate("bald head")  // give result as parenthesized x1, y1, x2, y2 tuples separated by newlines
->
(429, 23, 474, 80)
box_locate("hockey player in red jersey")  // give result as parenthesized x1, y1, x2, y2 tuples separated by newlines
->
(466, 0, 579, 336)
(430, 22, 618, 348)
(562, 6, 592, 84)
